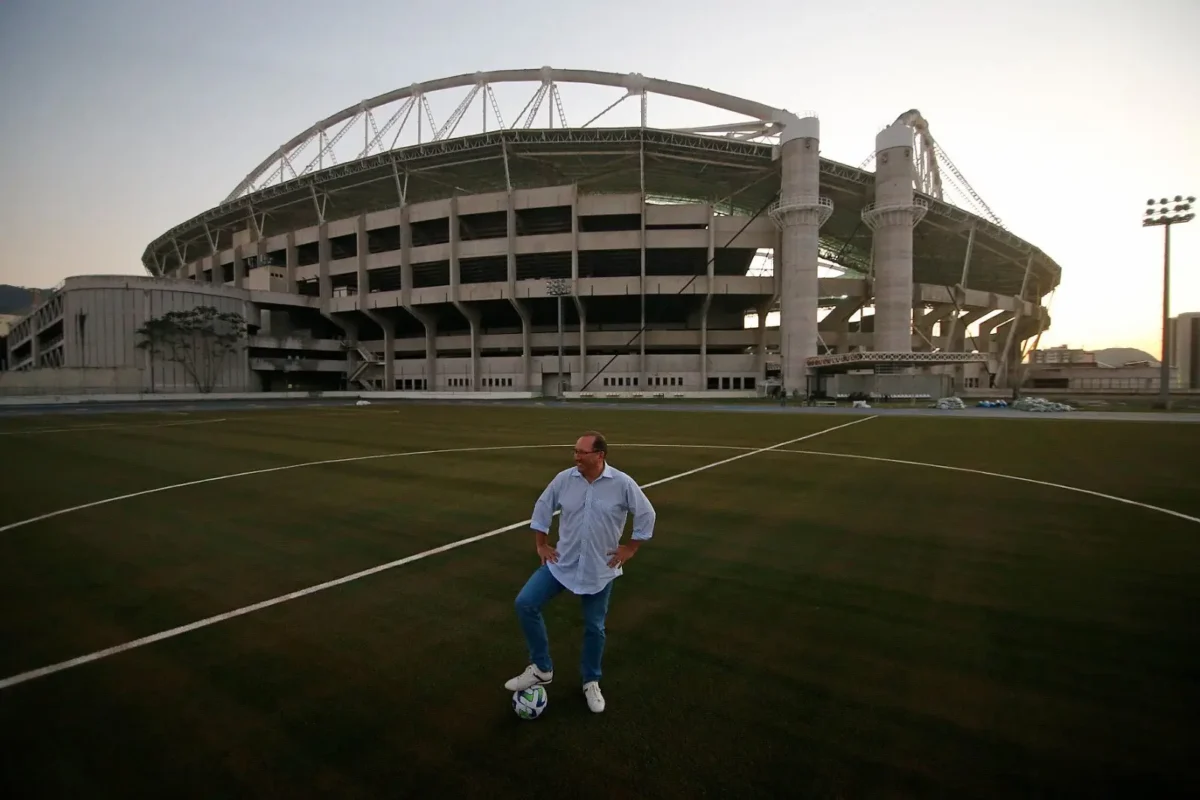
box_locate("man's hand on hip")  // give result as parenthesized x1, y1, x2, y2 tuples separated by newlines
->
(607, 542, 639, 568)
(537, 542, 559, 564)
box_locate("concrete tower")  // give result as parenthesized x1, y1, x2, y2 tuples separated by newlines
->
(862, 122, 927, 352)
(769, 114, 833, 392)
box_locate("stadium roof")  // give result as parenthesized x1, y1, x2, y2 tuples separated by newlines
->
(143, 128, 1060, 298)
(141, 68, 1062, 299)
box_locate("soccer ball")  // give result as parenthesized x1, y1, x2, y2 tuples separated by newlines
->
(512, 685, 548, 720)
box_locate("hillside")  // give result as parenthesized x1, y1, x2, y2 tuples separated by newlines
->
(0, 285, 38, 315)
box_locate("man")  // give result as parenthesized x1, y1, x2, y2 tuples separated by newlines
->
(504, 431, 656, 713)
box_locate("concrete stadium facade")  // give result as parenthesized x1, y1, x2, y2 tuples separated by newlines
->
(1, 276, 258, 395)
(8, 69, 1064, 398)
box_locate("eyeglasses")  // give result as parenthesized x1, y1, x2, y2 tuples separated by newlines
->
(573, 449, 600, 456)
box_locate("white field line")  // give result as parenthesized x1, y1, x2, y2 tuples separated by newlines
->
(610, 443, 1200, 526)
(0, 443, 568, 535)
(0, 417, 875, 691)
(0, 418, 227, 437)
(777, 448, 1200, 526)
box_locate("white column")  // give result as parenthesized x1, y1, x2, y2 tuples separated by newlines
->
(767, 114, 832, 393)
(861, 122, 927, 353)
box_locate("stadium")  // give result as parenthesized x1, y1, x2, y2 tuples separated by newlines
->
(12, 68, 1063, 398)
(9, 70, 1200, 800)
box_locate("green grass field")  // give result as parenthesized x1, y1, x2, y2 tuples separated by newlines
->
(1, 405, 1198, 798)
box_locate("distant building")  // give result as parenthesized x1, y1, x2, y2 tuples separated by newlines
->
(0, 314, 19, 337)
(0, 313, 20, 372)
(1024, 341, 1183, 392)
(1, 276, 266, 395)
(1030, 345, 1096, 366)
(1170, 312, 1200, 390)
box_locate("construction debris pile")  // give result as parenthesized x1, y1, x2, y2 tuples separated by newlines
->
(1011, 396, 1076, 413)
(929, 395, 1076, 412)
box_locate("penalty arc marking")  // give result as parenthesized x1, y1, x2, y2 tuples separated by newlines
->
(610, 444, 1200, 527)
(3, 433, 1196, 535)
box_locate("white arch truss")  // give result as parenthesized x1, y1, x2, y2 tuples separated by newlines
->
(224, 67, 811, 203)
(859, 109, 1004, 228)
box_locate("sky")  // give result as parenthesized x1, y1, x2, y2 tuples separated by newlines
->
(0, 0, 1197, 358)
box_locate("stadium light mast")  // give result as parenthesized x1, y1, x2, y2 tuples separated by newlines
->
(546, 278, 571, 398)
(1143, 195, 1195, 409)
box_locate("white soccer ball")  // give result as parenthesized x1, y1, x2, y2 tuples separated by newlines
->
(512, 685, 548, 720)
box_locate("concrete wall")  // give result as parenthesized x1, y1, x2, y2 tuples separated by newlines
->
(10, 276, 258, 394)
(827, 372, 951, 398)
(0, 367, 144, 396)
(406, 352, 760, 392)
(1024, 363, 1180, 391)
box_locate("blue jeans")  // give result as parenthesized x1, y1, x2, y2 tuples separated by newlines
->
(515, 564, 614, 685)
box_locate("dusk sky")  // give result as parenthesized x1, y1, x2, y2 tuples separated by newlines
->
(1, 0, 1197, 357)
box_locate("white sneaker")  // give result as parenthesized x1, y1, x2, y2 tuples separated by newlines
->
(583, 681, 605, 713)
(504, 664, 553, 692)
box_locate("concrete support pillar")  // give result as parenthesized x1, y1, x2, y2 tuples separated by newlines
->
(980, 312, 1014, 356)
(233, 245, 245, 290)
(399, 206, 413, 303)
(755, 231, 783, 380)
(507, 191, 533, 391)
(861, 122, 927, 353)
(356, 214, 369, 307)
(955, 309, 989, 348)
(337, 316, 360, 388)
(572, 297, 587, 389)
(767, 114, 832, 394)
(364, 309, 395, 390)
(700, 203, 716, 389)
(357, 217, 393, 390)
(285, 232, 297, 293)
(318, 222, 331, 315)
(398, 206, 435, 389)
(819, 297, 866, 354)
(316, 218, 355, 385)
(638, 192, 647, 386)
(1003, 314, 1041, 391)
(255, 234, 267, 287)
(942, 226, 976, 360)
(998, 254, 1036, 388)
(570, 185, 587, 388)
(407, 305, 437, 390)
(448, 197, 480, 390)
(947, 308, 987, 384)
(754, 298, 773, 379)
(915, 302, 957, 350)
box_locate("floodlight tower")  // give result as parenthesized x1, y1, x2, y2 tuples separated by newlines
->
(546, 278, 571, 397)
(1143, 195, 1195, 409)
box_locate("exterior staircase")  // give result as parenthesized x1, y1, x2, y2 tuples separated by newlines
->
(349, 345, 379, 389)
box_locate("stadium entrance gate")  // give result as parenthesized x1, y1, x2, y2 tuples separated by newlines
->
(541, 373, 566, 398)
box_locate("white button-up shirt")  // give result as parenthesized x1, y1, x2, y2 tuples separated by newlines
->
(530, 462, 657, 595)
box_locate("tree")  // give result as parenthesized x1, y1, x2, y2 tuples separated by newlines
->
(136, 306, 248, 393)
